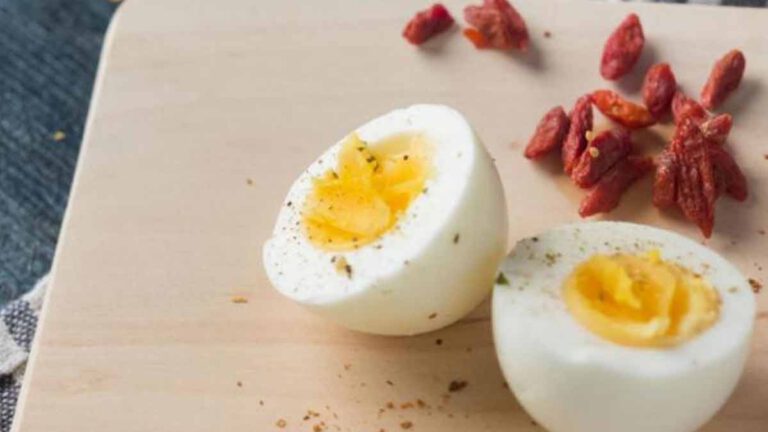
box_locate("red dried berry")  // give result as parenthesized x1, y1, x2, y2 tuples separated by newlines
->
(709, 144, 748, 201)
(562, 95, 593, 174)
(402, 3, 455, 45)
(592, 89, 655, 129)
(571, 127, 632, 188)
(701, 49, 746, 110)
(642, 63, 677, 118)
(600, 13, 645, 80)
(524, 106, 570, 159)
(671, 91, 708, 125)
(464, 0, 529, 51)
(579, 155, 653, 217)
(674, 119, 717, 238)
(700, 113, 733, 146)
(653, 150, 678, 209)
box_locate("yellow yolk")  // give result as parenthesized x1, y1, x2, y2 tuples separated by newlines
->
(563, 250, 720, 347)
(303, 133, 431, 251)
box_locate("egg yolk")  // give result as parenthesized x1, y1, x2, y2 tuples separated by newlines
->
(302, 132, 431, 251)
(563, 250, 720, 347)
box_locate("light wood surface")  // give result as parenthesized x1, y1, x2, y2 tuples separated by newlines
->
(13, 1, 768, 430)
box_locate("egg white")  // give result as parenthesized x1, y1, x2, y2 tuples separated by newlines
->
(493, 221, 754, 432)
(264, 104, 508, 335)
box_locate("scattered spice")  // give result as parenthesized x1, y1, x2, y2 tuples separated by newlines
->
(428, 312, 437, 319)
(386, 402, 395, 409)
(435, 338, 443, 346)
(343, 363, 352, 371)
(400, 421, 413, 430)
(259, 400, 264, 406)
(543, 30, 552, 38)
(276, 419, 287, 428)
(246, 178, 254, 186)
(231, 296, 248, 304)
(400, 402, 414, 409)
(453, 233, 460, 244)
(749, 278, 762, 293)
(236, 381, 243, 387)
(759, 229, 766, 235)
(496, 272, 510, 285)
(52, 130, 66, 141)
(334, 257, 353, 278)
(386, 380, 394, 386)
(313, 423, 327, 432)
(448, 380, 468, 393)
(286, 201, 292, 207)
(531, 237, 539, 242)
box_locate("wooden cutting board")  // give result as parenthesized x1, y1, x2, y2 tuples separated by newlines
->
(12, 1, 768, 431)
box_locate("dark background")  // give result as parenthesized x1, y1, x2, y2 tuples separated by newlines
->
(0, 0, 118, 304)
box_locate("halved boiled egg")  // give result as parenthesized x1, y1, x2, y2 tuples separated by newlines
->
(264, 105, 508, 335)
(493, 221, 754, 432)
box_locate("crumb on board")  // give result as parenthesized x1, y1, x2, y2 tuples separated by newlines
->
(749, 278, 762, 293)
(386, 380, 394, 386)
(259, 400, 264, 406)
(246, 178, 254, 186)
(231, 296, 248, 304)
(435, 338, 443, 346)
(428, 312, 437, 319)
(453, 233, 460, 244)
(343, 363, 352, 371)
(52, 130, 66, 141)
(400, 421, 413, 429)
(276, 418, 287, 428)
(543, 30, 552, 38)
(448, 380, 468, 393)
(236, 381, 242, 387)
(759, 229, 766, 235)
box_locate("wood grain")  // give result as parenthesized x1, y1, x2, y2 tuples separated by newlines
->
(12, 1, 768, 431)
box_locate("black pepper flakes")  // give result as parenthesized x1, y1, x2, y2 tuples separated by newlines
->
(496, 272, 510, 285)
(453, 233, 460, 244)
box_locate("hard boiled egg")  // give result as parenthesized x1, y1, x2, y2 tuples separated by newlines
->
(264, 105, 508, 335)
(493, 221, 754, 432)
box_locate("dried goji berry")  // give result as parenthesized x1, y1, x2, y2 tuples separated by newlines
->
(709, 144, 748, 201)
(402, 3, 455, 45)
(671, 91, 707, 125)
(579, 155, 653, 217)
(592, 90, 655, 129)
(701, 49, 746, 110)
(562, 95, 593, 174)
(524, 106, 570, 159)
(674, 120, 717, 238)
(571, 127, 632, 188)
(642, 63, 677, 118)
(463, 28, 490, 49)
(700, 113, 733, 146)
(653, 150, 677, 209)
(600, 13, 645, 80)
(464, 0, 529, 51)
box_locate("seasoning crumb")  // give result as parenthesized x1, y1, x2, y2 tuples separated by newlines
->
(728, 286, 738, 294)
(428, 312, 437, 319)
(52, 130, 66, 141)
(543, 30, 552, 38)
(386, 380, 394, 386)
(759, 229, 766, 235)
(403, 155, 410, 161)
(401, 402, 414, 409)
(334, 257, 352, 278)
(764, 154, 768, 160)
(400, 421, 413, 430)
(386, 402, 395, 409)
(246, 178, 254, 186)
(286, 201, 292, 207)
(435, 338, 443, 346)
(276, 419, 287, 428)
(313, 423, 326, 432)
(448, 380, 468, 393)
(231, 296, 248, 304)
(749, 278, 762, 293)
(236, 381, 242, 387)
(531, 237, 539, 242)
(496, 272, 510, 286)
(588, 147, 600, 158)
(343, 363, 352, 371)
(453, 233, 460, 244)
(259, 400, 264, 406)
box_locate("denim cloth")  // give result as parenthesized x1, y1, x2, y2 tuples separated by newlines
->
(0, 0, 118, 305)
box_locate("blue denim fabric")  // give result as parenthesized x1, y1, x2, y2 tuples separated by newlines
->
(0, 0, 117, 305)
